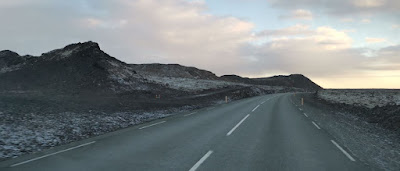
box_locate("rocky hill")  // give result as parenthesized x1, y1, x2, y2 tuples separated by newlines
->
(0, 42, 173, 95)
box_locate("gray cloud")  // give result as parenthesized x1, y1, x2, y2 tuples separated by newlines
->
(267, 0, 400, 16)
(256, 24, 314, 37)
(360, 44, 400, 70)
(279, 9, 313, 20)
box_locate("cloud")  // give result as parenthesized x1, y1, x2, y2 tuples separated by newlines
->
(256, 24, 313, 37)
(360, 44, 400, 70)
(361, 18, 371, 23)
(267, 0, 400, 16)
(340, 18, 355, 22)
(352, 0, 385, 8)
(279, 9, 313, 20)
(84, 18, 128, 29)
(257, 25, 352, 50)
(343, 29, 357, 33)
(365, 37, 386, 43)
(392, 24, 400, 29)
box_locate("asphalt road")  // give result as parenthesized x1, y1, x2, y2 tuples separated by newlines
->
(0, 93, 370, 171)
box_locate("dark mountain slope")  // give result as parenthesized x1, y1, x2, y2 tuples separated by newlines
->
(0, 50, 31, 73)
(0, 42, 170, 94)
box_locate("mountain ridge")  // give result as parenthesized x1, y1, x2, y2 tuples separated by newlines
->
(0, 41, 322, 93)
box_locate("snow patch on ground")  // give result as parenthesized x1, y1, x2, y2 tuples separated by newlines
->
(0, 64, 22, 74)
(318, 89, 400, 108)
(144, 76, 246, 91)
(44, 46, 80, 60)
(59, 47, 78, 58)
(0, 107, 195, 160)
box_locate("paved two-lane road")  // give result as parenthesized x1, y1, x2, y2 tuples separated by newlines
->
(0, 93, 370, 170)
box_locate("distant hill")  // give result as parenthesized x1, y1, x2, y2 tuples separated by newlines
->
(253, 74, 322, 91)
(221, 74, 322, 91)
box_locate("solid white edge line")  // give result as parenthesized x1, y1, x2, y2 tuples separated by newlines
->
(311, 121, 321, 129)
(303, 113, 308, 117)
(139, 121, 166, 130)
(184, 112, 197, 117)
(189, 150, 213, 171)
(252, 105, 260, 112)
(330, 140, 356, 162)
(227, 114, 250, 136)
(11, 141, 96, 167)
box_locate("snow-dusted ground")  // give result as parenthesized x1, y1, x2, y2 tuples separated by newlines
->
(144, 76, 245, 91)
(298, 93, 400, 170)
(140, 75, 293, 93)
(318, 89, 400, 108)
(0, 107, 196, 160)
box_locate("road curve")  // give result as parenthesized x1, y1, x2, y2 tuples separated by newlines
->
(0, 93, 370, 171)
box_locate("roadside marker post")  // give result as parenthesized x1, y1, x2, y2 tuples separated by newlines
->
(301, 98, 304, 106)
(225, 96, 228, 103)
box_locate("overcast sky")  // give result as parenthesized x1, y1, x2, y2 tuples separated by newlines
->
(1, 0, 399, 88)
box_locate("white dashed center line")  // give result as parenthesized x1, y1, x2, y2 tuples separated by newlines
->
(189, 150, 213, 171)
(252, 105, 260, 112)
(227, 114, 250, 136)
